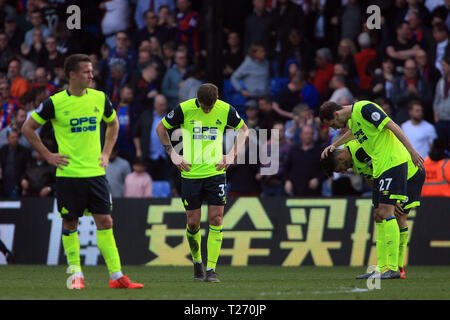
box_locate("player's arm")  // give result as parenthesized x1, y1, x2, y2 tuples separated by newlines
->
(321, 128, 354, 159)
(384, 120, 424, 170)
(156, 106, 191, 171)
(21, 100, 70, 170)
(100, 94, 119, 169)
(216, 106, 248, 171)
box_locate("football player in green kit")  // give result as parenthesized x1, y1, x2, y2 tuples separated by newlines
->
(319, 100, 424, 279)
(156, 83, 248, 282)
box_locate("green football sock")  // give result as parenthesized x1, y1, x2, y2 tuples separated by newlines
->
(206, 225, 223, 271)
(375, 221, 387, 271)
(398, 227, 409, 268)
(96, 228, 122, 275)
(384, 217, 400, 272)
(186, 225, 202, 263)
(62, 229, 82, 274)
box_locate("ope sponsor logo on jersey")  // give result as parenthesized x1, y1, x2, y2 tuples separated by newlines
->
(192, 126, 218, 140)
(70, 116, 97, 133)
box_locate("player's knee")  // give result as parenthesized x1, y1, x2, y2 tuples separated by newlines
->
(94, 215, 113, 229)
(187, 222, 200, 232)
(209, 214, 223, 226)
(62, 218, 78, 231)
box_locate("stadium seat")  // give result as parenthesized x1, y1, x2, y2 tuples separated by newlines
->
(152, 181, 171, 198)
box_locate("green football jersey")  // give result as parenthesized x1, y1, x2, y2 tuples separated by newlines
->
(346, 139, 418, 180)
(348, 100, 411, 178)
(162, 98, 244, 179)
(31, 89, 116, 178)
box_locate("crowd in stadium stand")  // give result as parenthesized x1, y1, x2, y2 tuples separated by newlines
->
(0, 0, 449, 199)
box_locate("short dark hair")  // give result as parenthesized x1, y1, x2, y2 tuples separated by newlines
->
(64, 54, 91, 79)
(6, 127, 19, 138)
(258, 94, 272, 104)
(197, 83, 218, 109)
(319, 101, 342, 123)
(408, 99, 423, 110)
(319, 148, 343, 177)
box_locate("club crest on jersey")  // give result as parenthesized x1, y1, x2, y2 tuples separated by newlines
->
(216, 119, 222, 125)
(94, 106, 100, 113)
(371, 112, 381, 121)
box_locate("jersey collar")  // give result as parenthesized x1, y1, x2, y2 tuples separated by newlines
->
(66, 89, 88, 96)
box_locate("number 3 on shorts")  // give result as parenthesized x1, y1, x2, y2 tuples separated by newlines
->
(218, 184, 225, 196)
(379, 178, 392, 191)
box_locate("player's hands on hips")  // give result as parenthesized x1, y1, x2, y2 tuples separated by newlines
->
(321, 145, 335, 159)
(99, 153, 110, 169)
(215, 154, 234, 171)
(170, 151, 191, 172)
(409, 149, 425, 171)
(46, 153, 70, 170)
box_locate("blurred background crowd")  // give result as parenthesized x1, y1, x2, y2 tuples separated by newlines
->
(0, 0, 449, 199)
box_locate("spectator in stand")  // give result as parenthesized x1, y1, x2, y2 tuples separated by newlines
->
(329, 74, 355, 105)
(223, 32, 244, 79)
(274, 70, 319, 119)
(230, 44, 270, 102)
(311, 47, 334, 99)
(386, 21, 420, 69)
(175, 0, 200, 56)
(0, 31, 13, 72)
(354, 32, 377, 93)
(0, 128, 32, 198)
(257, 95, 282, 132)
(0, 108, 30, 150)
(178, 64, 204, 102)
(431, 22, 450, 75)
(415, 48, 440, 92)
(0, 79, 18, 131)
(371, 57, 396, 100)
(4, 15, 23, 53)
(99, 0, 130, 49)
(106, 146, 131, 198)
(162, 40, 176, 70)
(374, 97, 394, 118)
(7, 58, 31, 99)
(422, 138, 450, 197)
(21, 28, 48, 68)
(283, 125, 326, 196)
(134, 0, 176, 30)
(162, 50, 189, 110)
(104, 31, 137, 77)
(33, 67, 56, 98)
(258, 121, 291, 196)
(227, 137, 261, 197)
(407, 10, 433, 52)
(124, 157, 153, 198)
(280, 28, 314, 77)
(116, 84, 142, 164)
(243, 0, 272, 54)
(20, 150, 55, 197)
(333, 62, 359, 94)
(390, 58, 433, 124)
(270, 0, 305, 77)
(336, 38, 357, 80)
(133, 94, 169, 181)
(433, 55, 450, 148)
(158, 4, 177, 29)
(244, 100, 260, 130)
(106, 60, 130, 106)
(43, 36, 63, 77)
(134, 61, 160, 108)
(24, 10, 51, 49)
(134, 10, 174, 50)
(285, 104, 320, 145)
(339, 0, 361, 42)
(401, 100, 437, 159)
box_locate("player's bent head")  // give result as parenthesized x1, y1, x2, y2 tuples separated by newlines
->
(197, 83, 218, 113)
(64, 54, 92, 79)
(319, 101, 342, 124)
(320, 148, 348, 176)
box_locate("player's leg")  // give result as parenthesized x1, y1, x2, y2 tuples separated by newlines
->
(57, 177, 86, 288)
(205, 205, 224, 282)
(203, 174, 226, 282)
(394, 204, 408, 279)
(181, 177, 205, 281)
(89, 176, 143, 288)
(374, 209, 387, 272)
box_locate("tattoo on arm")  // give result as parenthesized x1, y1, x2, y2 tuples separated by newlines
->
(163, 144, 172, 155)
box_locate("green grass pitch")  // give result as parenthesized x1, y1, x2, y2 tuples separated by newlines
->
(0, 265, 448, 300)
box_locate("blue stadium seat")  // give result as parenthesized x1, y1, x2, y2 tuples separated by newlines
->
(152, 181, 171, 198)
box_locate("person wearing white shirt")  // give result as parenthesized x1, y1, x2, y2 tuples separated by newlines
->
(401, 100, 437, 159)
